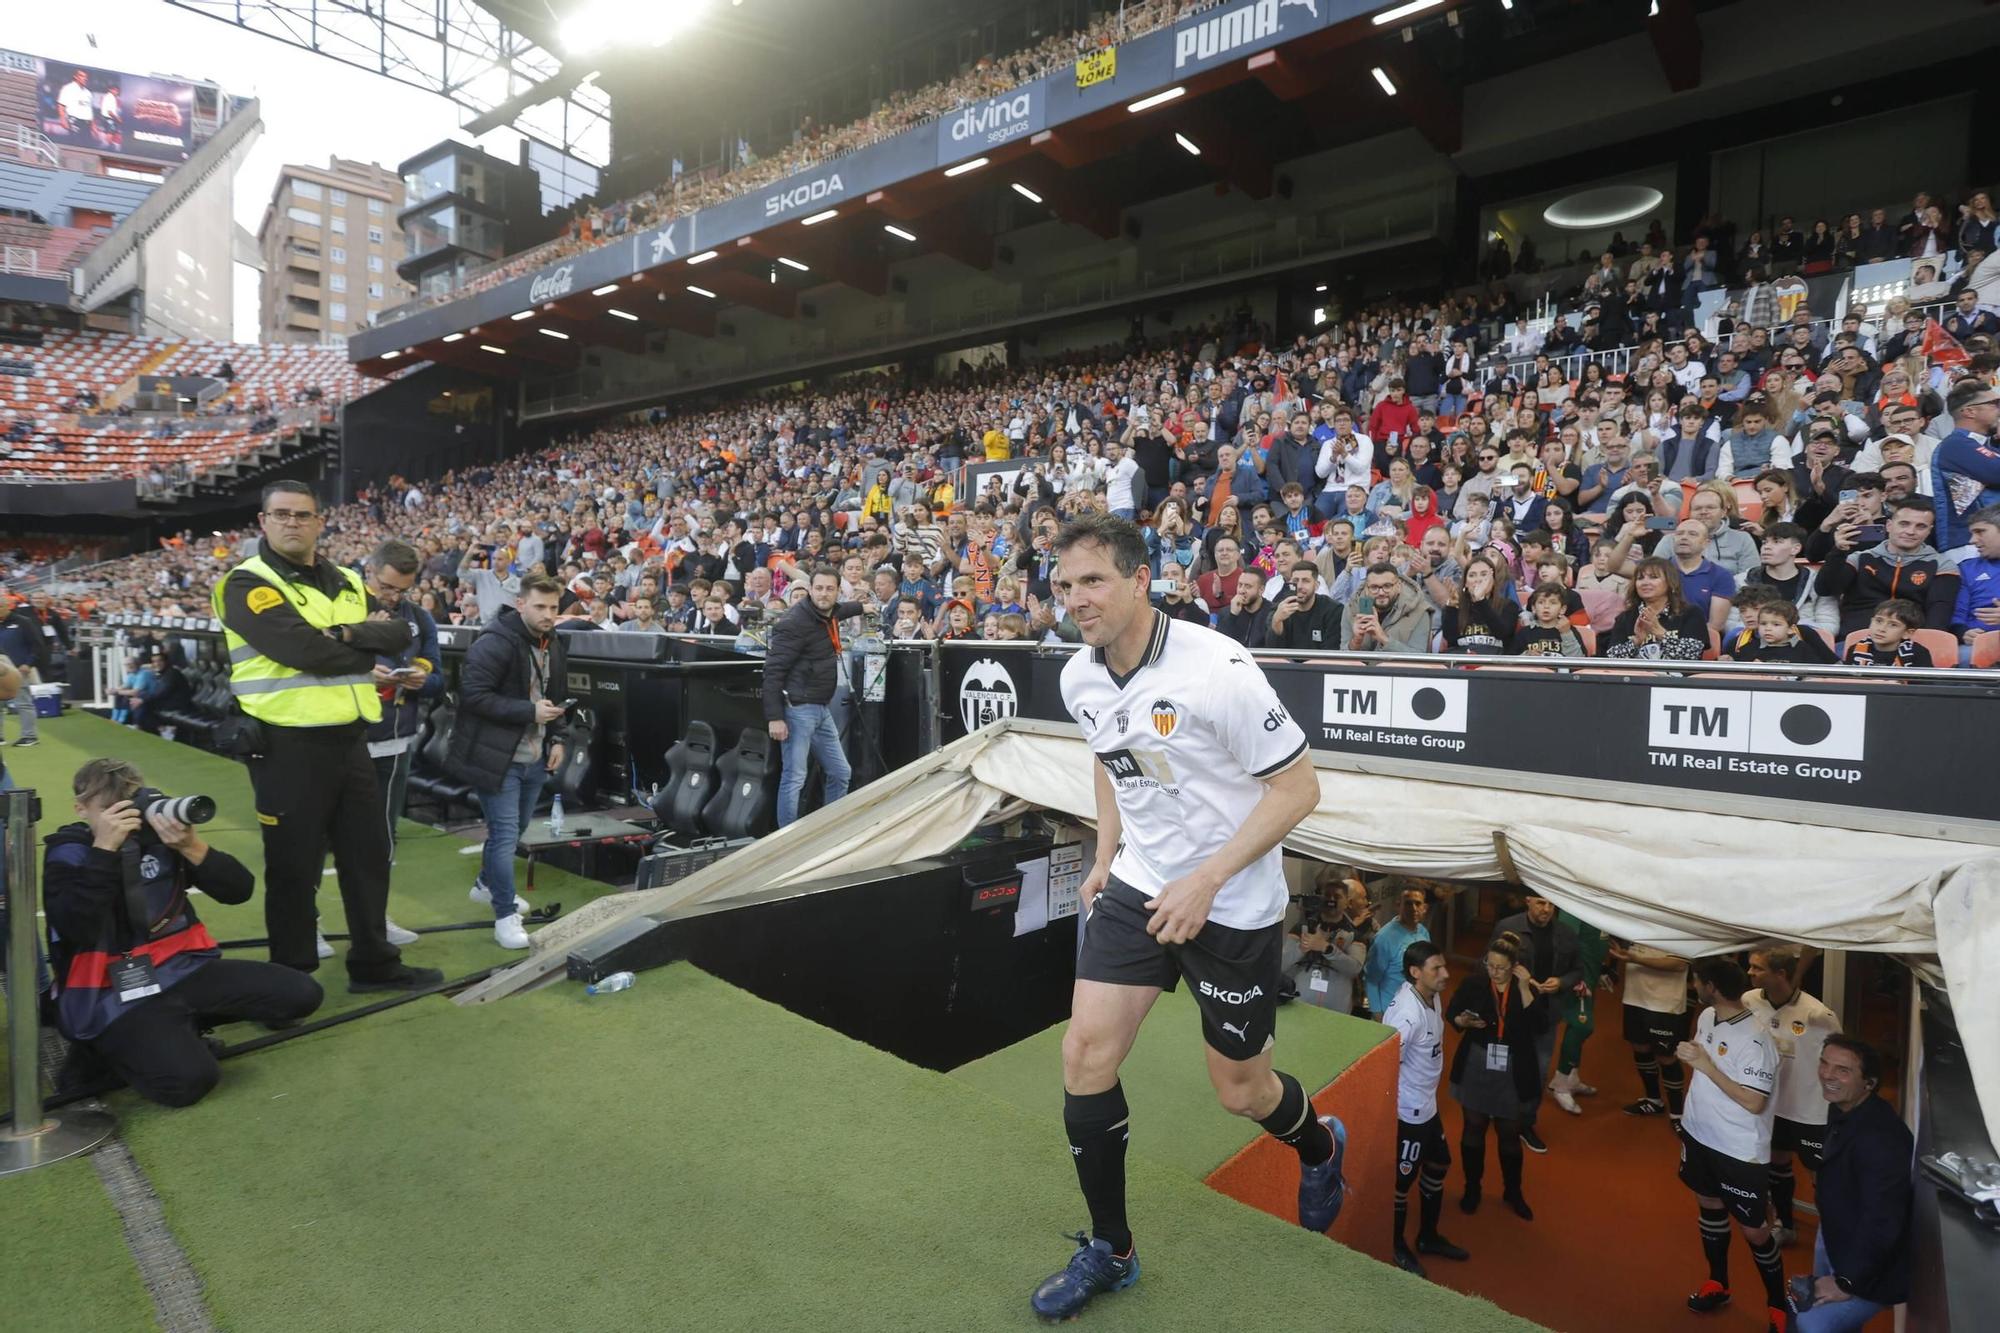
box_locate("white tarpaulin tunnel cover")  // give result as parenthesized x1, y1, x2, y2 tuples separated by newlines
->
(471, 721, 2000, 1145)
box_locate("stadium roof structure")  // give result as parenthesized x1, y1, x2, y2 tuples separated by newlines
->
(342, 0, 1999, 384)
(163, 0, 612, 165)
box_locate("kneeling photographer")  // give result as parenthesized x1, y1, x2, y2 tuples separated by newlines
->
(44, 759, 323, 1107)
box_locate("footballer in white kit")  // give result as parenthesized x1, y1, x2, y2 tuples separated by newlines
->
(1382, 940, 1469, 1275)
(1674, 958, 1792, 1331)
(1029, 514, 1337, 1325)
(1746, 945, 1840, 1245)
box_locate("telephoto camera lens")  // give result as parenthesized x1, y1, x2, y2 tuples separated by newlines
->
(134, 787, 217, 826)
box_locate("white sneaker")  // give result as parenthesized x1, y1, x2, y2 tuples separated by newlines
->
(1553, 1087, 1582, 1116)
(384, 918, 420, 946)
(315, 929, 334, 959)
(493, 913, 530, 950)
(1571, 1077, 1599, 1097)
(469, 880, 528, 910)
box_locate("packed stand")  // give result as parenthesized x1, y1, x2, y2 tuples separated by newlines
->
(56, 225, 2000, 676)
(387, 0, 1202, 316)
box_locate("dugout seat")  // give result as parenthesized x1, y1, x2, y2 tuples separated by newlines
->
(653, 720, 718, 837)
(701, 728, 778, 839)
(408, 695, 477, 812)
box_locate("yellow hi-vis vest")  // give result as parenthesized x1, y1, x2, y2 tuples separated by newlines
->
(210, 555, 382, 727)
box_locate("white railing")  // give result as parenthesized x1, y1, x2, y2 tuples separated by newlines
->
(12, 123, 56, 168)
(0, 245, 36, 276)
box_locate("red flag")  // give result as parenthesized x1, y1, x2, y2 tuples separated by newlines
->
(1921, 318, 1969, 370)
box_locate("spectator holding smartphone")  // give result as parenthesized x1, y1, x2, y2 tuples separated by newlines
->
(1267, 560, 1343, 650)
(1815, 497, 1960, 637)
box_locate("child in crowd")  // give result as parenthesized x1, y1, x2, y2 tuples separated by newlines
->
(1843, 598, 1927, 668)
(1511, 582, 1590, 656)
(1730, 594, 1836, 664)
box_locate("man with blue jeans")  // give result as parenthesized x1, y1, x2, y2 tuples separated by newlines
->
(763, 565, 861, 827)
(1799, 1035, 1909, 1332)
(445, 574, 568, 949)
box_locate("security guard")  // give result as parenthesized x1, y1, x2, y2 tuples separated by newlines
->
(213, 481, 441, 992)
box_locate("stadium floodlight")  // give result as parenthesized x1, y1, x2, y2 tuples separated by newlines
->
(1174, 133, 1201, 156)
(801, 209, 838, 225)
(1372, 0, 1444, 23)
(1371, 67, 1399, 96)
(884, 225, 917, 241)
(777, 257, 810, 271)
(1316, 284, 1329, 293)
(442, 333, 465, 342)
(480, 344, 507, 354)
(608, 308, 640, 321)
(593, 283, 620, 295)
(510, 309, 535, 321)
(943, 157, 989, 178)
(381, 350, 402, 360)
(1010, 183, 1043, 204)
(562, 0, 712, 55)
(1127, 87, 1185, 113)
(539, 328, 571, 340)
(687, 250, 720, 265)
(687, 285, 718, 298)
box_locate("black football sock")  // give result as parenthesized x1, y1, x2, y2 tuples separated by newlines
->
(1258, 1070, 1334, 1166)
(1769, 1159, 1796, 1230)
(1661, 1061, 1688, 1118)
(1699, 1205, 1733, 1286)
(1635, 1054, 1663, 1102)
(1064, 1084, 1132, 1255)
(1394, 1189, 1411, 1247)
(1417, 1163, 1447, 1238)
(1748, 1231, 1787, 1306)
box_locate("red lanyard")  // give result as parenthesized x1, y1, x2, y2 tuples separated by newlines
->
(1490, 981, 1511, 1043)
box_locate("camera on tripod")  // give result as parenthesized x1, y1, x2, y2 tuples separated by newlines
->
(131, 787, 217, 830)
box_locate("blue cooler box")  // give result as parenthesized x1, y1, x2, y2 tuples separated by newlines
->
(31, 684, 62, 718)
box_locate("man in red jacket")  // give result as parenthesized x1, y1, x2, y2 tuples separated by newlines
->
(1368, 379, 1422, 450)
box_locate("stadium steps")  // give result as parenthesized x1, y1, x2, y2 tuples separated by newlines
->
(105, 340, 185, 409)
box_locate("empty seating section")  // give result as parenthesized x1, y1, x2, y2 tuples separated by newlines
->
(0, 328, 376, 481)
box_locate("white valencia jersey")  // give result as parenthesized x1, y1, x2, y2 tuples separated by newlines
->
(1622, 944, 1690, 1014)
(1744, 988, 1840, 1126)
(1683, 1006, 1779, 1164)
(1384, 981, 1446, 1122)
(1061, 613, 1309, 930)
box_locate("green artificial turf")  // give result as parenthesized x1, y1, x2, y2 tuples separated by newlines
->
(103, 965, 1539, 1333)
(0, 1156, 157, 1333)
(953, 987, 1392, 1179)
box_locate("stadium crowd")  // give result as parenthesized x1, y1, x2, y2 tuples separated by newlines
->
(58, 239, 2000, 677)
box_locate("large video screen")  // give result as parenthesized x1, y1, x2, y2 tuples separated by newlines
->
(18, 51, 199, 165)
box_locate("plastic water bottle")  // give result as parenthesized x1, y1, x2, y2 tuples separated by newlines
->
(548, 793, 565, 837)
(586, 971, 634, 995)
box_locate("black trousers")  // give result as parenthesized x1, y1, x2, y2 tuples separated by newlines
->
(247, 723, 402, 979)
(86, 959, 323, 1107)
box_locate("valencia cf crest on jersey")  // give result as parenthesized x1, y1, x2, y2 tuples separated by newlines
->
(1150, 699, 1179, 738)
(1790, 1019, 1806, 1035)
(1716, 1042, 1728, 1057)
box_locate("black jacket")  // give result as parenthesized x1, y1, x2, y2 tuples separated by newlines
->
(445, 605, 568, 794)
(43, 822, 253, 1041)
(762, 596, 863, 721)
(1444, 974, 1546, 1103)
(1815, 1093, 1912, 1305)
(1493, 911, 1584, 992)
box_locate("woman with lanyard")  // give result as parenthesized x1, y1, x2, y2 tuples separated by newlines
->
(1445, 931, 1546, 1219)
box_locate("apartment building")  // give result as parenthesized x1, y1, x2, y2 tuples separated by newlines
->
(257, 157, 412, 346)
